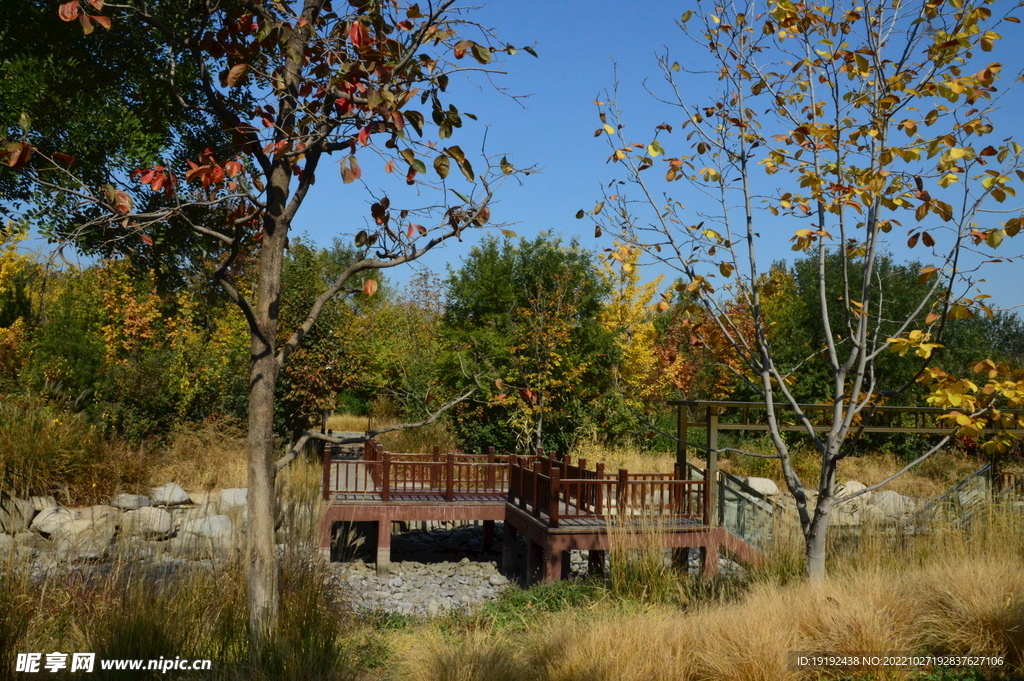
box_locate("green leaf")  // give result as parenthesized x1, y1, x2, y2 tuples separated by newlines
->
(471, 44, 493, 64)
(411, 158, 427, 175)
(523, 46, 538, 57)
(18, 112, 31, 133)
(681, 9, 693, 22)
(500, 229, 517, 237)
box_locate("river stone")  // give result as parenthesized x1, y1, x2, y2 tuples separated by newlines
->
(149, 483, 191, 506)
(110, 494, 151, 510)
(865, 490, 912, 522)
(77, 505, 121, 526)
(188, 491, 219, 513)
(122, 507, 172, 538)
(30, 506, 77, 535)
(744, 477, 780, 496)
(218, 488, 247, 512)
(0, 495, 35, 534)
(837, 480, 868, 497)
(172, 514, 235, 557)
(54, 518, 116, 560)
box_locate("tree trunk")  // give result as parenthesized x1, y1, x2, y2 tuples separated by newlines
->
(804, 496, 833, 582)
(246, 190, 289, 650)
(247, 349, 280, 647)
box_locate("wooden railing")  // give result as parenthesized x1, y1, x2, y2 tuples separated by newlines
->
(323, 441, 533, 501)
(507, 455, 706, 528)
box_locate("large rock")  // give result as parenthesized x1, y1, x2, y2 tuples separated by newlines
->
(30, 506, 77, 535)
(865, 490, 912, 523)
(150, 483, 190, 507)
(54, 518, 116, 560)
(0, 533, 13, 554)
(0, 495, 36, 534)
(110, 494, 151, 510)
(744, 477, 780, 496)
(30, 496, 57, 512)
(218, 489, 247, 525)
(122, 507, 172, 539)
(836, 480, 870, 500)
(172, 514, 236, 558)
(188, 491, 219, 513)
(218, 488, 247, 513)
(77, 505, 121, 526)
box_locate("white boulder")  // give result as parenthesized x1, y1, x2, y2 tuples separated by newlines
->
(865, 490, 912, 523)
(110, 494, 151, 510)
(122, 507, 172, 539)
(744, 477, 781, 496)
(149, 483, 191, 506)
(77, 505, 121, 526)
(30, 506, 77, 535)
(0, 495, 36, 534)
(54, 518, 116, 560)
(218, 488, 247, 513)
(30, 496, 57, 512)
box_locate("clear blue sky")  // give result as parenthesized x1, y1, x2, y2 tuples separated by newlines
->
(291, 0, 1024, 313)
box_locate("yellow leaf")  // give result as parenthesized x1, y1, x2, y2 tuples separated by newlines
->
(603, 124, 615, 135)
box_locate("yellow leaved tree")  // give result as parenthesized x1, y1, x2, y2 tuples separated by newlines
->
(588, 0, 1024, 580)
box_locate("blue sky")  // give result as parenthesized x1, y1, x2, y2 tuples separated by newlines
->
(288, 0, 1024, 313)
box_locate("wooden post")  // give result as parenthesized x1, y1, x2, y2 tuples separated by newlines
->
(501, 522, 517, 574)
(483, 520, 495, 548)
(321, 442, 332, 501)
(431, 445, 440, 490)
(487, 446, 496, 490)
(445, 452, 455, 501)
(677, 402, 689, 480)
(381, 452, 391, 503)
(617, 468, 628, 518)
(706, 406, 719, 527)
(595, 463, 605, 515)
(549, 467, 561, 528)
(376, 515, 392, 576)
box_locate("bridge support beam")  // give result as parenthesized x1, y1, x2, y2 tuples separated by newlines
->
(375, 517, 392, 576)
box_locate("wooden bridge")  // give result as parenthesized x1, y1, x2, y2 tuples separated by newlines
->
(318, 439, 764, 581)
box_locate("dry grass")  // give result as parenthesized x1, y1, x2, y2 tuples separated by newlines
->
(326, 413, 459, 454)
(145, 416, 249, 492)
(381, 505, 1024, 681)
(388, 560, 1024, 681)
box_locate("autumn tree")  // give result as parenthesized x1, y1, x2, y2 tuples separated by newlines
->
(4, 0, 529, 645)
(443, 235, 616, 453)
(589, 0, 1024, 580)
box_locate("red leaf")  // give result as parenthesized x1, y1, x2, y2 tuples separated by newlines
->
(58, 1, 80, 21)
(358, 127, 370, 146)
(363, 279, 378, 296)
(384, 160, 396, 173)
(112, 190, 133, 214)
(349, 21, 369, 49)
(94, 15, 111, 29)
(79, 12, 94, 34)
(140, 233, 153, 246)
(85, 0, 103, 9)
(6, 142, 33, 168)
(225, 160, 243, 177)
(53, 152, 75, 166)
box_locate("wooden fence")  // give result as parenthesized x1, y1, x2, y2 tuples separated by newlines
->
(507, 455, 706, 528)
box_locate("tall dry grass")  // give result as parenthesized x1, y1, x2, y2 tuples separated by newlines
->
(386, 505, 1024, 681)
(326, 412, 459, 454)
(2, 451, 354, 681)
(146, 416, 249, 491)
